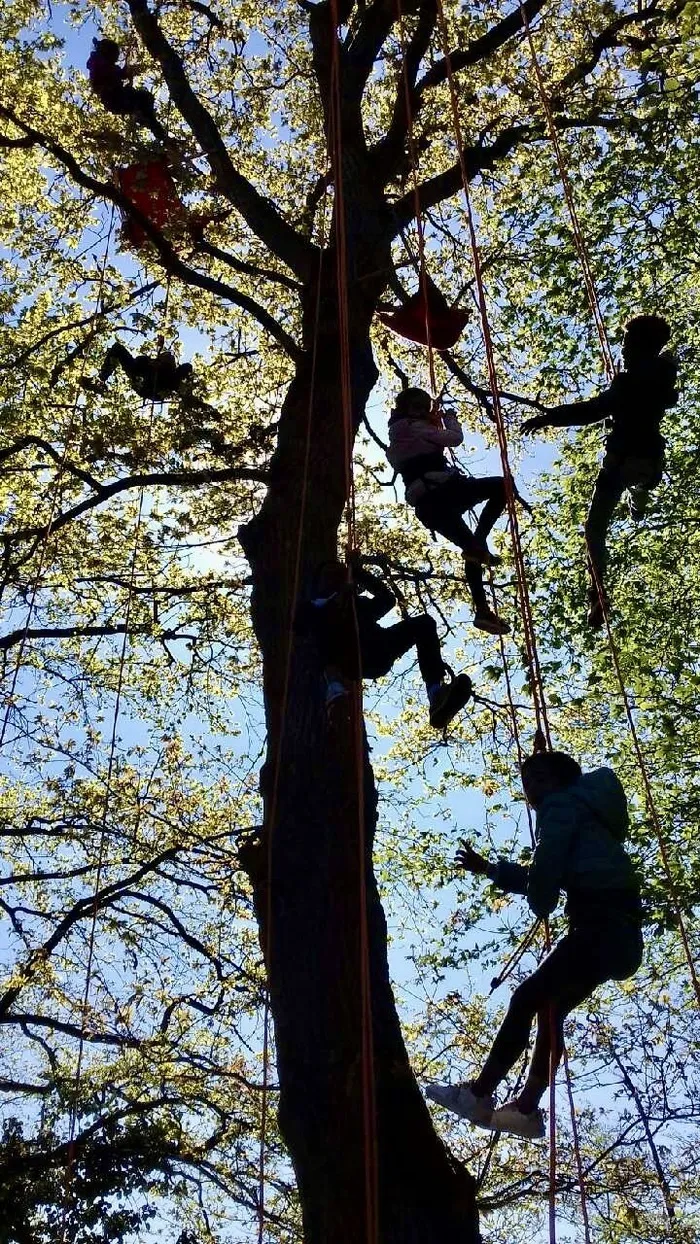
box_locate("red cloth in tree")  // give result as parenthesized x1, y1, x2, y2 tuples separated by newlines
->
(117, 160, 187, 248)
(377, 275, 469, 351)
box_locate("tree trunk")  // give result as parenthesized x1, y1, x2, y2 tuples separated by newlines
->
(240, 267, 479, 1242)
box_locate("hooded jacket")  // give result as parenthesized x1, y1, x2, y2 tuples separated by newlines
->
(547, 353, 678, 458)
(492, 767, 639, 920)
(387, 412, 464, 503)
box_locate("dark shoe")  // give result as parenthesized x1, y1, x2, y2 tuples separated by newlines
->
(473, 608, 510, 636)
(429, 673, 473, 730)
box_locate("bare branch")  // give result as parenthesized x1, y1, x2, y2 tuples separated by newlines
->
(5, 463, 267, 554)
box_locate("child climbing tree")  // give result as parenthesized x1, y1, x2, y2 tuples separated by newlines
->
(1, 1, 699, 1241)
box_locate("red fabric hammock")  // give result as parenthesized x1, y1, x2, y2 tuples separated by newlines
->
(117, 159, 188, 247)
(377, 275, 469, 351)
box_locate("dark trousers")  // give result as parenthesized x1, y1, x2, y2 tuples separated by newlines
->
(415, 475, 507, 612)
(473, 913, 643, 1103)
(100, 344, 182, 401)
(360, 616, 445, 687)
(585, 451, 663, 587)
(99, 85, 168, 144)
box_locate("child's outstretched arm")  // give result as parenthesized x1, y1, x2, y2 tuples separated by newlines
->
(455, 840, 529, 895)
(521, 387, 614, 435)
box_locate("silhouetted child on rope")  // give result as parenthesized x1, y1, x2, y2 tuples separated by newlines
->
(387, 388, 531, 636)
(81, 342, 218, 418)
(427, 750, 643, 1139)
(295, 555, 473, 731)
(87, 38, 168, 146)
(521, 315, 678, 628)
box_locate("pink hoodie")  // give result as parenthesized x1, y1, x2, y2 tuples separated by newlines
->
(387, 411, 464, 467)
(387, 412, 464, 503)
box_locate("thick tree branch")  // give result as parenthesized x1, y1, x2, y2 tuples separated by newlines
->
(345, 0, 423, 97)
(417, 0, 547, 94)
(195, 239, 303, 292)
(126, 0, 314, 281)
(0, 623, 156, 653)
(390, 112, 625, 233)
(0, 105, 302, 361)
(377, 0, 437, 183)
(4, 463, 267, 553)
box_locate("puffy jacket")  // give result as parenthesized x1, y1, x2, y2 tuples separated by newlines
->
(387, 412, 464, 503)
(493, 767, 639, 919)
(387, 411, 463, 467)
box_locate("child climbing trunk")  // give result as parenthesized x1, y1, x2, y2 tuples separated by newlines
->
(296, 556, 473, 731)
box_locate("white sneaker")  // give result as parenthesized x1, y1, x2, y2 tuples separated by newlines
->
(489, 1102, 545, 1139)
(425, 1082, 495, 1127)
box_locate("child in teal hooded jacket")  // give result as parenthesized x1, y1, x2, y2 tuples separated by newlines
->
(427, 750, 643, 1139)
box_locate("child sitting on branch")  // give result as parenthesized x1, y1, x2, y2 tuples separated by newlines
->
(427, 750, 643, 1138)
(87, 37, 168, 146)
(521, 314, 678, 628)
(295, 555, 473, 731)
(387, 387, 531, 636)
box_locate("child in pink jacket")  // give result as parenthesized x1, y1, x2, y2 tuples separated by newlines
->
(387, 388, 520, 635)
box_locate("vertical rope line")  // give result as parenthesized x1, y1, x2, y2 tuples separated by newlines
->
(0, 205, 117, 752)
(589, 559, 700, 1008)
(520, 4, 700, 1009)
(433, 1, 551, 748)
(432, 8, 599, 1240)
(328, 6, 379, 1241)
(517, 6, 615, 381)
(395, 1, 437, 395)
(256, 202, 329, 1244)
(61, 275, 172, 1236)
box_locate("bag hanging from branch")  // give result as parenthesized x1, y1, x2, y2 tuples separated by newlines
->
(377, 274, 469, 351)
(116, 159, 188, 248)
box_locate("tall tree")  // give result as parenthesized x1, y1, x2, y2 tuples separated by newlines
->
(0, 0, 699, 1240)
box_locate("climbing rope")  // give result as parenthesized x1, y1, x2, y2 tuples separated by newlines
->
(62, 271, 172, 1238)
(517, 5, 615, 381)
(395, 2, 439, 396)
(328, 6, 379, 1240)
(431, 3, 598, 1238)
(255, 202, 328, 1242)
(520, 6, 700, 1010)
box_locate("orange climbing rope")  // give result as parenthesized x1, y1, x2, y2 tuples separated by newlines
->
(431, 3, 598, 1239)
(521, 8, 700, 1011)
(395, 2, 439, 396)
(517, 5, 615, 382)
(328, 4, 379, 1239)
(255, 201, 329, 1243)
